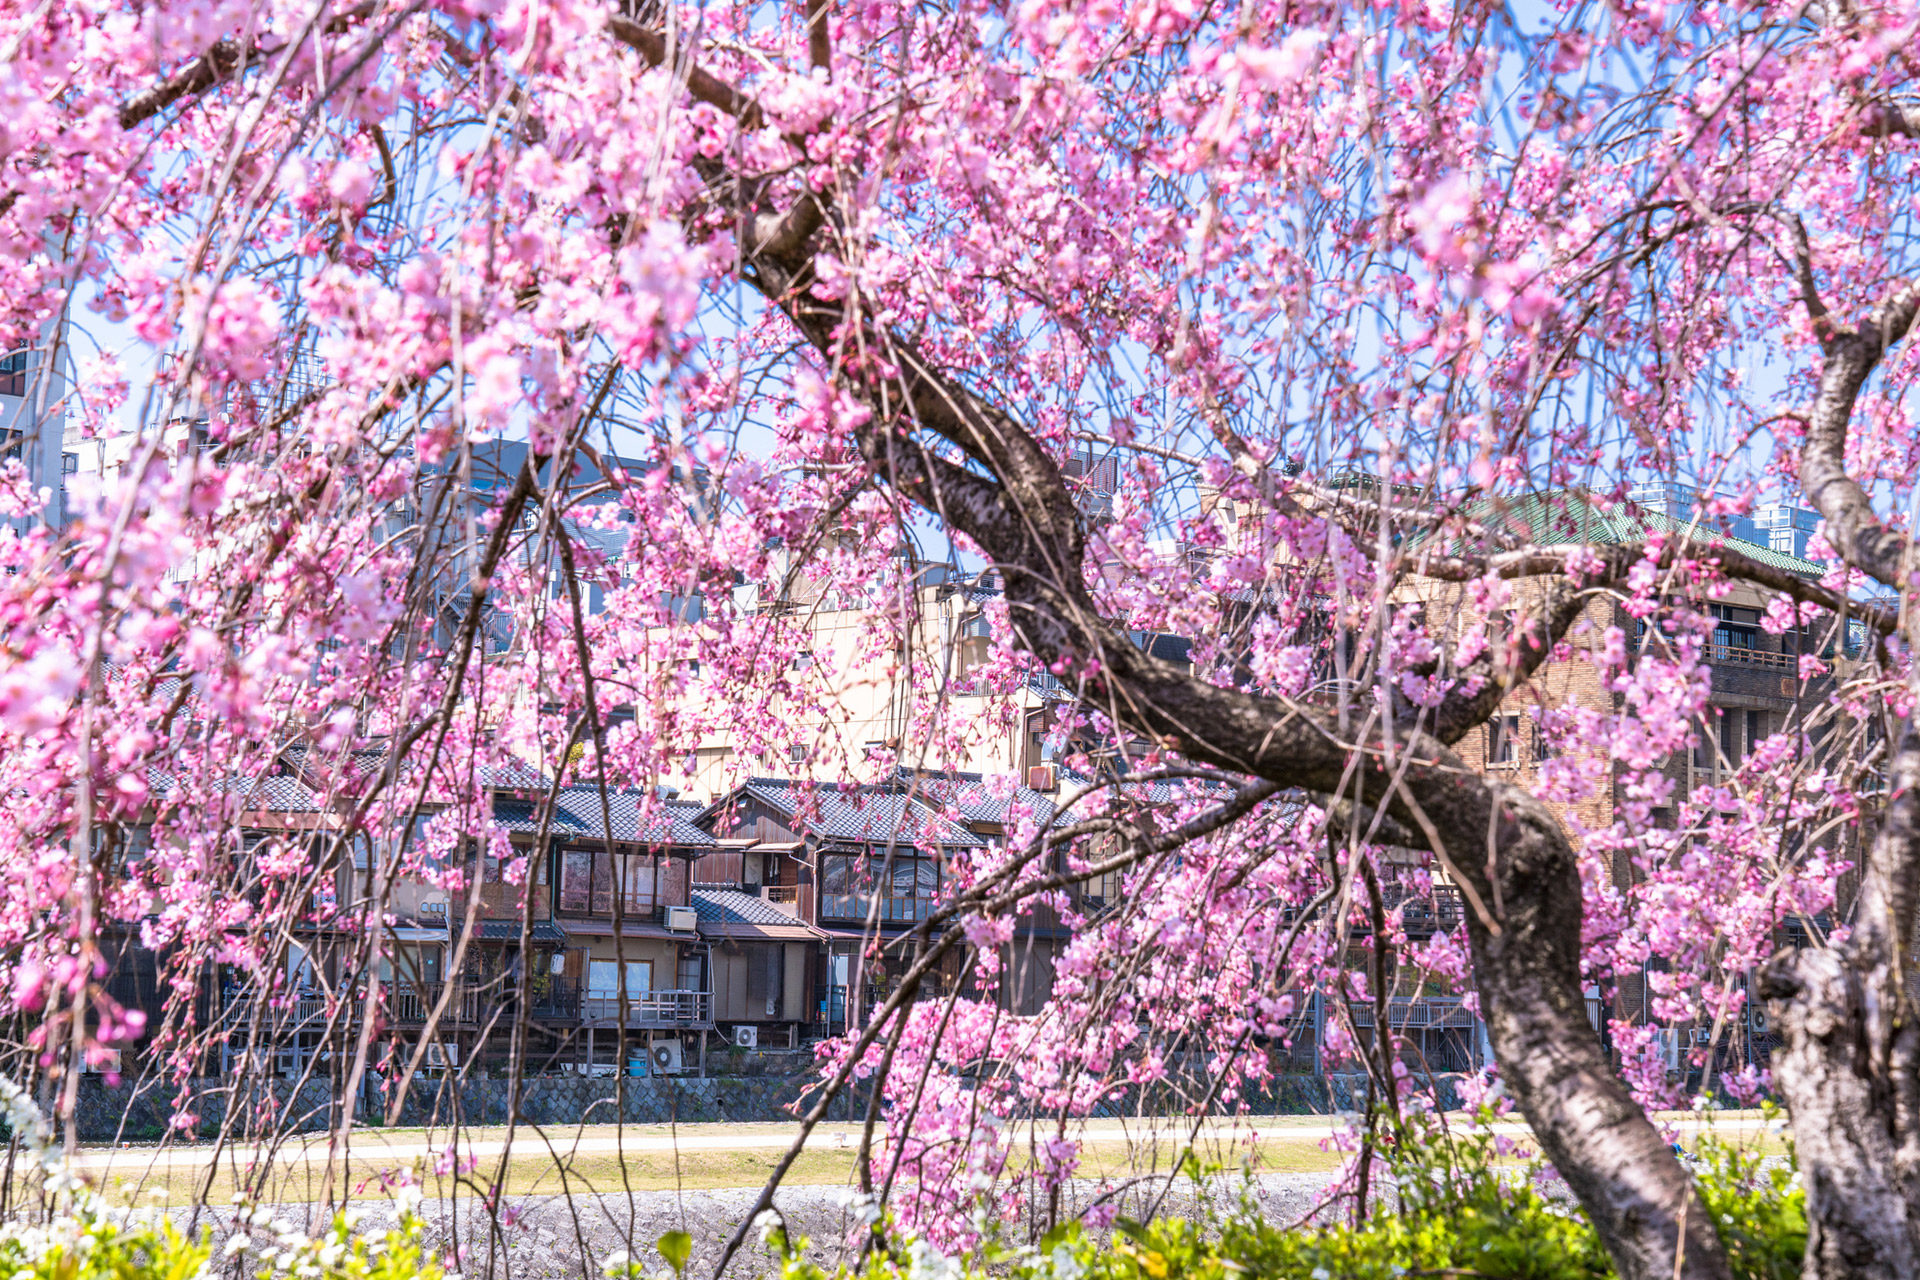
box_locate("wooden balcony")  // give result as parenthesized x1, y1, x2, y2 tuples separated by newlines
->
(225, 979, 585, 1031)
(762, 885, 801, 916)
(1707, 641, 1794, 670)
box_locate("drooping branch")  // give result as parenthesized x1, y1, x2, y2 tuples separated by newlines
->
(727, 194, 1734, 1280)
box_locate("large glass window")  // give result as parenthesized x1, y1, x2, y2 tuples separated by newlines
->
(819, 851, 939, 921)
(559, 850, 593, 913)
(558, 848, 664, 916)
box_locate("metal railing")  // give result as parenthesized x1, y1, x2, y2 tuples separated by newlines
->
(221, 995, 334, 1029)
(1348, 997, 1478, 1030)
(579, 989, 712, 1026)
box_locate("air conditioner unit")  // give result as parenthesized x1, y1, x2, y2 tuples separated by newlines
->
(1654, 1028, 1681, 1072)
(665, 906, 697, 932)
(733, 1025, 758, 1049)
(425, 1041, 459, 1070)
(1027, 764, 1057, 792)
(83, 1049, 121, 1075)
(649, 1038, 684, 1075)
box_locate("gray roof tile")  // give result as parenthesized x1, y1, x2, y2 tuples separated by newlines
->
(717, 778, 986, 847)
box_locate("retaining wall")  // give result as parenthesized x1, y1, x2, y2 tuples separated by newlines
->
(67, 1069, 1463, 1143)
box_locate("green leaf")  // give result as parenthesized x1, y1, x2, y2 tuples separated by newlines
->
(657, 1230, 693, 1276)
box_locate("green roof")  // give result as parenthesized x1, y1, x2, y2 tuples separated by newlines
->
(1414, 490, 1825, 580)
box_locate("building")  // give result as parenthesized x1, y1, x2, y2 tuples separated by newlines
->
(695, 777, 990, 1035)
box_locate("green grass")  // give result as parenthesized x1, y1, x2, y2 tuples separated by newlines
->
(79, 1130, 1345, 1206)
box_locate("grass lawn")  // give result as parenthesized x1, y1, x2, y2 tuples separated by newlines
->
(79, 1130, 1347, 1206)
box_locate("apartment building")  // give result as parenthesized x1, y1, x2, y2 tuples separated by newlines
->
(1, 320, 71, 529)
(1430, 487, 1839, 1086)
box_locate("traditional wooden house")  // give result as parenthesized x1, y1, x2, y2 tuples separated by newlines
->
(695, 778, 986, 1037)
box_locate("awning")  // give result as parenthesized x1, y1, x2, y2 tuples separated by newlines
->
(692, 888, 828, 942)
(388, 926, 445, 943)
(555, 919, 687, 942)
(701, 920, 824, 942)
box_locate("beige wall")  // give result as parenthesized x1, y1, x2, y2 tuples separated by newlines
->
(659, 580, 1054, 803)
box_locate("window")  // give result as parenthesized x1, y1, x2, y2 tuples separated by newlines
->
(1693, 713, 1717, 770)
(786, 743, 808, 766)
(819, 851, 938, 921)
(0, 349, 26, 398)
(588, 959, 651, 999)
(1721, 712, 1740, 766)
(379, 943, 443, 988)
(1068, 835, 1122, 904)
(676, 953, 704, 994)
(792, 651, 815, 672)
(557, 848, 663, 916)
(1712, 604, 1760, 658)
(1487, 715, 1520, 766)
(1747, 710, 1766, 755)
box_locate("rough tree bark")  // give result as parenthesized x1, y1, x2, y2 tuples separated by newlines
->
(1759, 278, 1920, 1280)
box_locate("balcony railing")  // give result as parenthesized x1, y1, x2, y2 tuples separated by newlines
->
(579, 989, 712, 1026)
(227, 980, 586, 1030)
(821, 894, 935, 924)
(763, 885, 801, 915)
(1348, 996, 1478, 1030)
(221, 995, 333, 1029)
(1707, 641, 1795, 670)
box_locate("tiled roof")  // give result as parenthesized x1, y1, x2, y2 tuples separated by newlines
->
(1426, 490, 1825, 580)
(491, 786, 715, 847)
(149, 770, 323, 813)
(899, 768, 1248, 832)
(691, 888, 825, 940)
(897, 771, 1074, 829)
(458, 919, 568, 943)
(734, 777, 987, 847)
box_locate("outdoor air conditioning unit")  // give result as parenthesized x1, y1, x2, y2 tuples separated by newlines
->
(1654, 1028, 1681, 1074)
(1750, 1008, 1770, 1035)
(649, 1037, 685, 1075)
(83, 1049, 121, 1075)
(425, 1041, 459, 1070)
(665, 906, 697, 933)
(733, 1025, 758, 1049)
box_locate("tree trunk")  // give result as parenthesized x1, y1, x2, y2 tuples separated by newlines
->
(744, 220, 1734, 1280)
(1452, 781, 1732, 1280)
(1762, 718, 1920, 1279)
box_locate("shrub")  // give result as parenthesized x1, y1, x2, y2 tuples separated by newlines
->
(755, 1107, 1804, 1280)
(0, 1079, 448, 1280)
